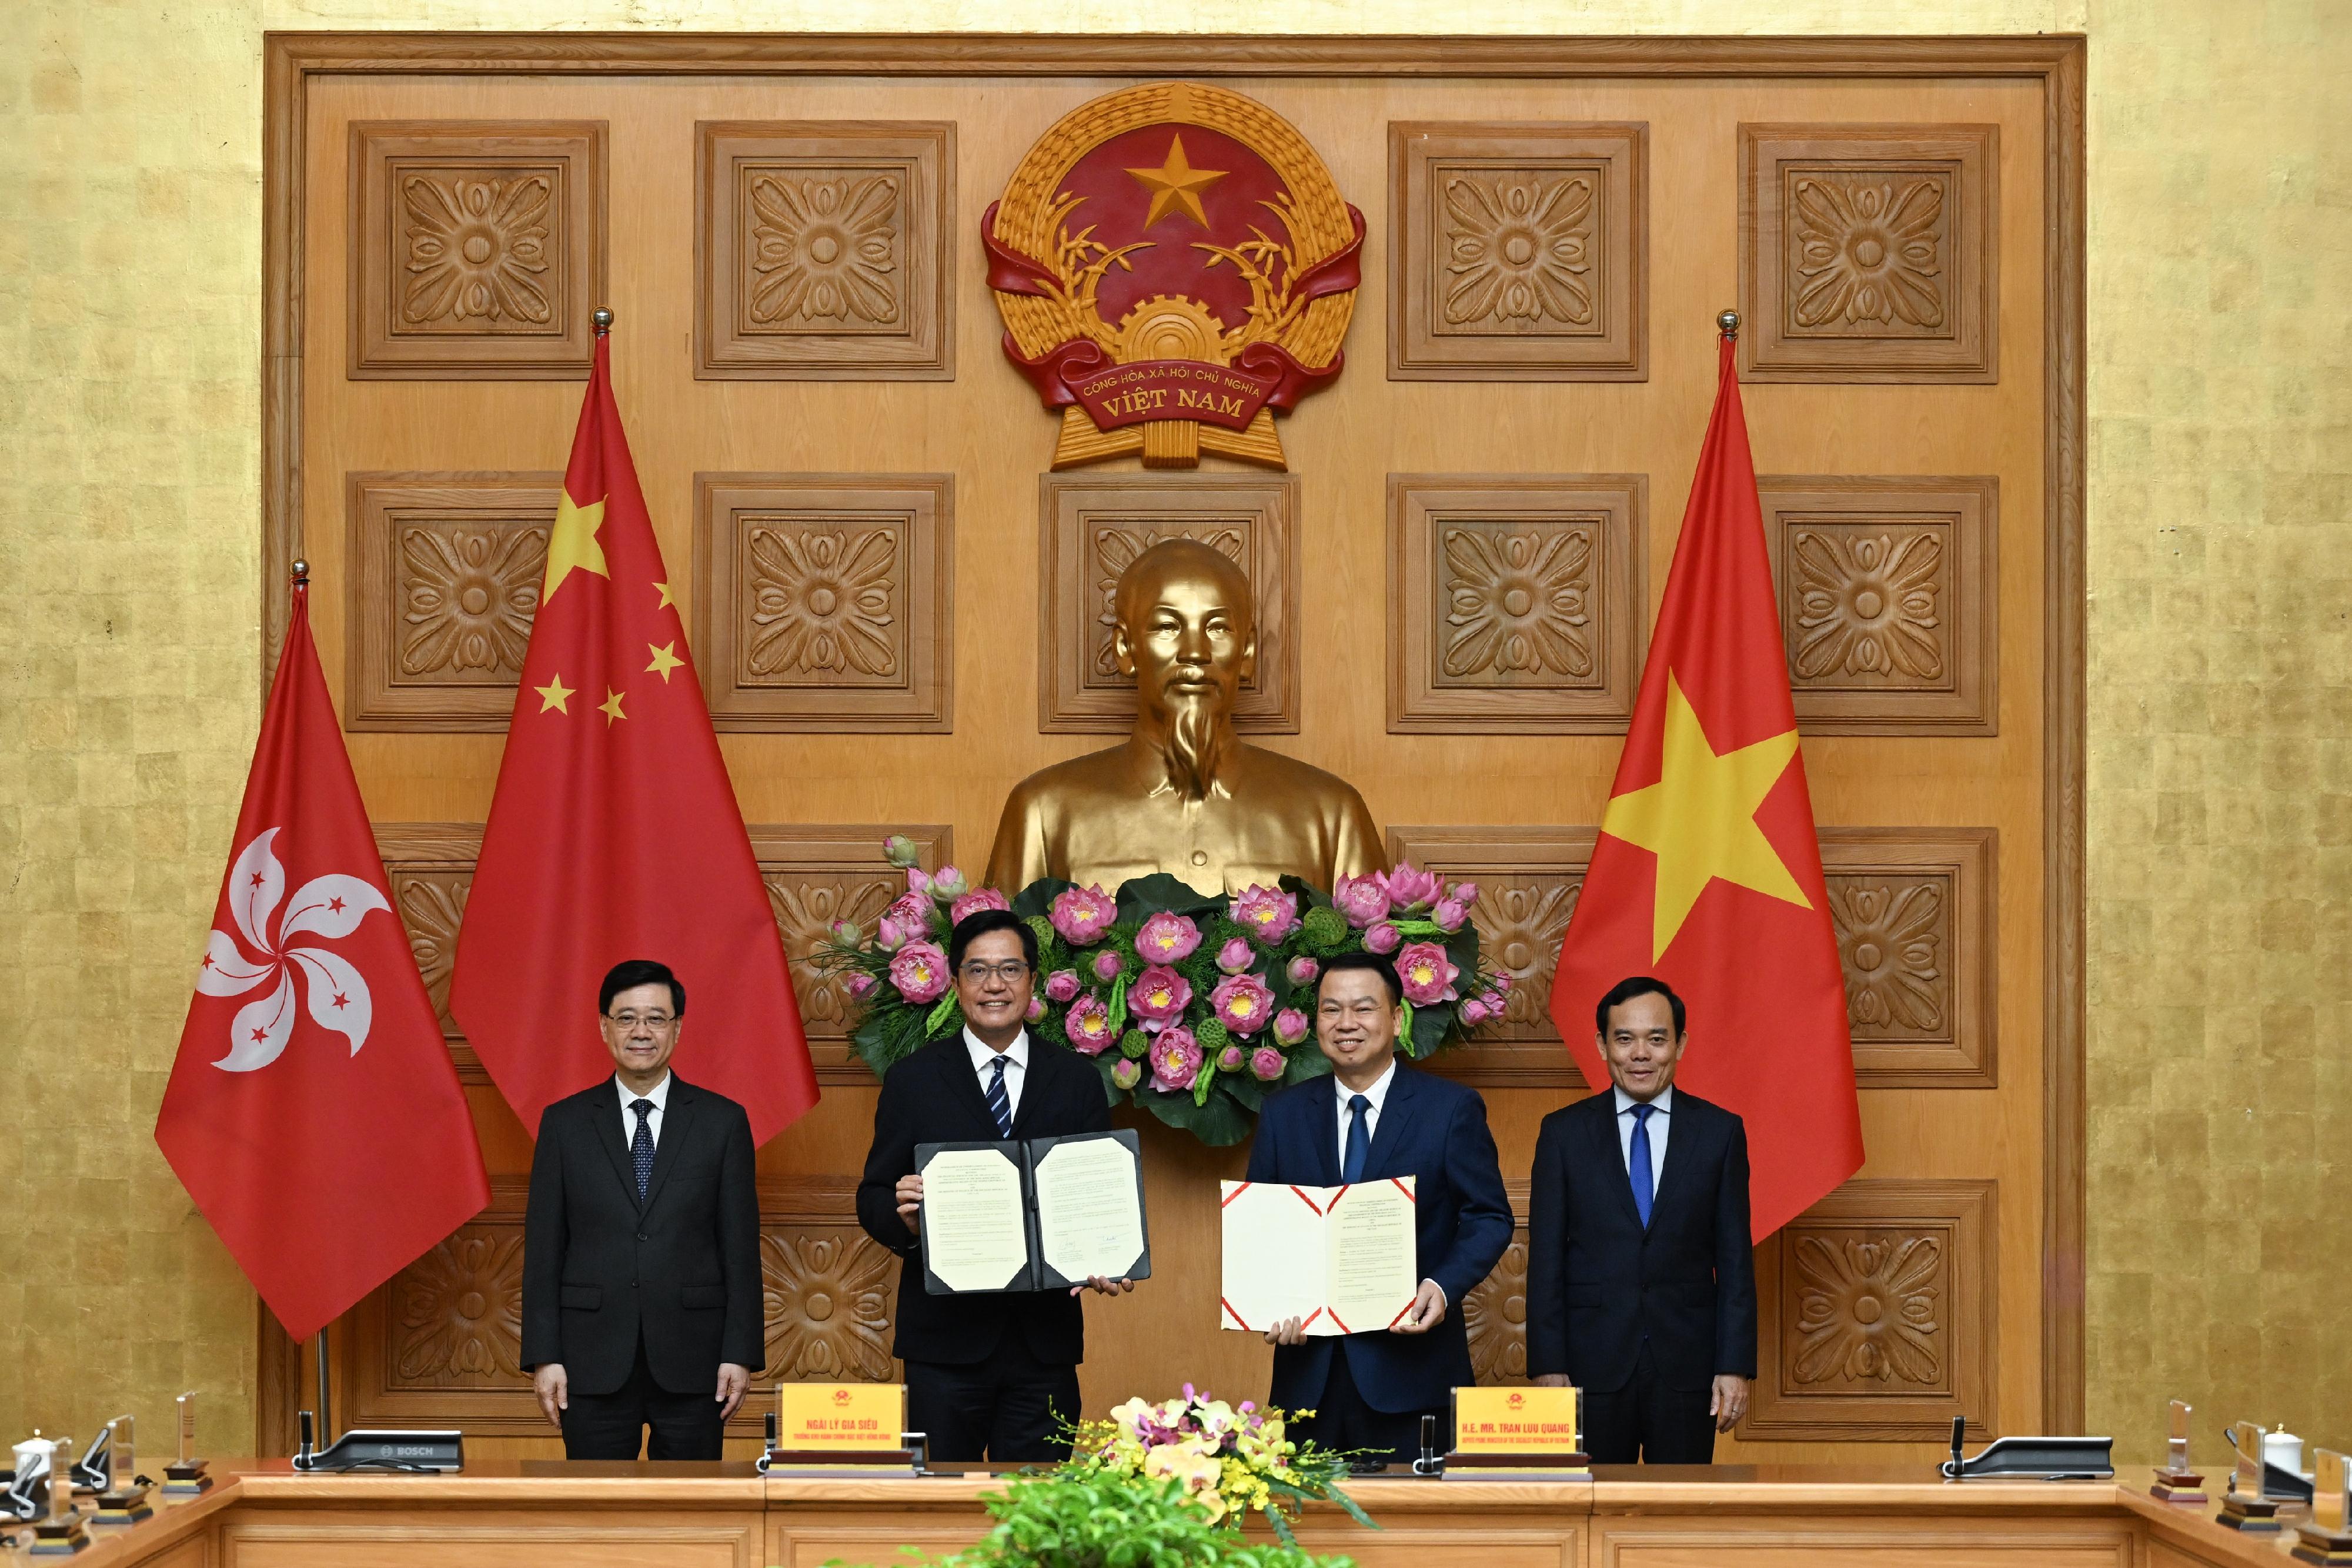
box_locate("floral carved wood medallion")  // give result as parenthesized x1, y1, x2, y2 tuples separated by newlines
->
(1826, 872, 1950, 1040)
(766, 874, 901, 1035)
(747, 172, 903, 326)
(1787, 175, 1948, 333)
(392, 1228, 525, 1386)
(1439, 521, 1596, 683)
(1470, 877, 1583, 1040)
(1789, 526, 1946, 685)
(761, 1232, 900, 1381)
(744, 521, 904, 681)
(390, 870, 470, 1036)
(1439, 169, 1597, 332)
(1463, 1235, 1531, 1382)
(1790, 1232, 1943, 1386)
(397, 522, 546, 681)
(399, 171, 558, 330)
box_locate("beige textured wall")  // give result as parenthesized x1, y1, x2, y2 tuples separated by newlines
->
(6, 0, 2344, 1462)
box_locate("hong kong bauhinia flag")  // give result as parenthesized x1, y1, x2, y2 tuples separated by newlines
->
(449, 324, 818, 1143)
(1549, 332, 1863, 1239)
(156, 576, 489, 1341)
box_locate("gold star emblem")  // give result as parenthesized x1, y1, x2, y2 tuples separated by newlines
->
(534, 673, 575, 714)
(654, 581, 677, 610)
(543, 493, 609, 602)
(598, 687, 627, 726)
(646, 641, 683, 683)
(1600, 671, 1811, 961)
(1125, 133, 1227, 229)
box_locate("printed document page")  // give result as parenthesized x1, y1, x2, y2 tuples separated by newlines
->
(1324, 1178, 1417, 1334)
(919, 1146, 1030, 1293)
(1033, 1135, 1145, 1283)
(1218, 1181, 1326, 1331)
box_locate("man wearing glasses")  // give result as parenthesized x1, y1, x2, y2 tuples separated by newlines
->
(521, 959, 763, 1460)
(857, 908, 1134, 1462)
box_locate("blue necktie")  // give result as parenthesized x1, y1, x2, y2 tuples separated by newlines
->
(1629, 1102, 1655, 1227)
(629, 1098, 656, 1203)
(985, 1056, 1013, 1138)
(1342, 1093, 1371, 1183)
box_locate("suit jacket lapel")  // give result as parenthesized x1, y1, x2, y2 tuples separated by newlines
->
(639, 1078, 699, 1217)
(1007, 1044, 1055, 1139)
(593, 1079, 642, 1210)
(1589, 1090, 1644, 1229)
(1649, 1092, 1696, 1225)
(1361, 1063, 1419, 1181)
(1314, 1076, 1344, 1186)
(944, 1039, 1005, 1138)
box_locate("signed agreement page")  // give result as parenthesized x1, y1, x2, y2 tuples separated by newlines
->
(1033, 1135, 1145, 1284)
(1324, 1178, 1416, 1333)
(1218, 1181, 1326, 1332)
(918, 1146, 1030, 1293)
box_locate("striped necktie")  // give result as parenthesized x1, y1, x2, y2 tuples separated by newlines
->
(984, 1055, 1013, 1138)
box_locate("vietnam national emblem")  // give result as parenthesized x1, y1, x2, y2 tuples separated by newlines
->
(984, 81, 1364, 472)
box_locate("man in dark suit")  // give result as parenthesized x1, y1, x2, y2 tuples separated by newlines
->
(1526, 975, 1756, 1464)
(522, 958, 764, 1460)
(1249, 952, 1514, 1466)
(856, 908, 1133, 1464)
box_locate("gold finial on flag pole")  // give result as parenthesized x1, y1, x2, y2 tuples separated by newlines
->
(1717, 308, 1740, 339)
(592, 306, 613, 336)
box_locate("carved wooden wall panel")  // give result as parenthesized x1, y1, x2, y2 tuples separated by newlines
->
(375, 823, 947, 1086)
(1385, 827, 1593, 1088)
(1739, 123, 1997, 383)
(1039, 473, 1301, 734)
(349, 121, 606, 379)
(1762, 476, 1999, 734)
(693, 474, 953, 733)
(1819, 827, 1997, 1089)
(1388, 475, 1646, 733)
(746, 825, 951, 1084)
(696, 121, 956, 380)
(346, 473, 558, 732)
(1389, 123, 1648, 380)
(346, 1176, 893, 1435)
(1746, 1178, 1996, 1442)
(1462, 1179, 1534, 1385)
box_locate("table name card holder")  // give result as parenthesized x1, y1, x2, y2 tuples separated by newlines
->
(162, 1394, 210, 1496)
(2294, 1449, 2352, 1566)
(2220, 1419, 2285, 1532)
(757, 1384, 925, 1476)
(85, 1417, 152, 1526)
(2150, 1399, 2207, 1503)
(1441, 1388, 1590, 1481)
(29, 1435, 90, 1557)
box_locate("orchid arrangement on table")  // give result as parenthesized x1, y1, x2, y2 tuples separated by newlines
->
(1067, 1386, 1375, 1544)
(820, 838, 1506, 1146)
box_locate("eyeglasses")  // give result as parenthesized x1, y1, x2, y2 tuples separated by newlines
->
(607, 1011, 678, 1031)
(958, 962, 1032, 984)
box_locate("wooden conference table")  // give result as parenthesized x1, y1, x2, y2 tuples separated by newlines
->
(3, 1458, 2318, 1568)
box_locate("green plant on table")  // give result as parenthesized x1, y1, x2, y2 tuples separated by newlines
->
(909, 1470, 1356, 1568)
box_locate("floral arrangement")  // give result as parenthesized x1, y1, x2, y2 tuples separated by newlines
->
(1067, 1386, 1375, 1545)
(933, 1469, 1355, 1568)
(822, 838, 1506, 1146)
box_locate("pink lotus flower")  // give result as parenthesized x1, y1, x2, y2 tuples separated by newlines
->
(1210, 972, 1276, 1037)
(1093, 949, 1125, 983)
(1148, 1025, 1203, 1092)
(1130, 965, 1193, 1027)
(1065, 995, 1114, 1055)
(1026, 995, 1047, 1023)
(1218, 1045, 1246, 1073)
(1232, 885, 1301, 945)
(1395, 941, 1460, 1005)
(1491, 972, 1513, 992)
(1459, 997, 1489, 1026)
(1431, 898, 1469, 933)
(847, 972, 876, 998)
(1050, 885, 1118, 945)
(1250, 1047, 1287, 1081)
(1286, 955, 1320, 987)
(886, 891, 933, 932)
(1378, 864, 1444, 913)
(1044, 969, 1081, 1003)
(1364, 921, 1402, 955)
(930, 865, 969, 898)
(875, 915, 910, 953)
(950, 887, 1012, 925)
(881, 834, 921, 867)
(1451, 881, 1481, 908)
(1273, 1007, 1309, 1045)
(888, 942, 950, 1004)
(1215, 938, 1254, 975)
(830, 918, 862, 943)
(1111, 1057, 1142, 1090)
(1136, 911, 1202, 964)
(1331, 873, 1390, 929)
(904, 867, 933, 897)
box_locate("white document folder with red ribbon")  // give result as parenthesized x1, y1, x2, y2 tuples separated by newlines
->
(1218, 1176, 1416, 1335)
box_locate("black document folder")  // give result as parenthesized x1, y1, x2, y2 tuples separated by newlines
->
(913, 1128, 1151, 1295)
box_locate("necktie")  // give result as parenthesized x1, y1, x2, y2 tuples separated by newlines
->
(1629, 1102, 1655, 1227)
(629, 1098, 656, 1203)
(985, 1055, 1013, 1138)
(1342, 1093, 1371, 1183)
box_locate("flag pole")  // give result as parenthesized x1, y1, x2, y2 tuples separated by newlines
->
(286, 554, 336, 1449)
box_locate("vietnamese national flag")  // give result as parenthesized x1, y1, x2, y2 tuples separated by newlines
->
(449, 327, 818, 1143)
(156, 577, 489, 1340)
(1549, 333, 1862, 1239)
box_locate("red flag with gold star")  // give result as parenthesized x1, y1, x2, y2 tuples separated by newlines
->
(449, 325, 818, 1143)
(1548, 332, 1862, 1239)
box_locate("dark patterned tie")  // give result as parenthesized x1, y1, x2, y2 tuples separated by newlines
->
(1629, 1103, 1656, 1227)
(1342, 1093, 1371, 1183)
(630, 1098, 656, 1202)
(984, 1056, 1013, 1139)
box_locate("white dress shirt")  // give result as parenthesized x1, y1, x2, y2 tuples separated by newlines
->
(1332, 1058, 1398, 1172)
(1612, 1084, 1673, 1192)
(616, 1071, 672, 1150)
(964, 1028, 1031, 1122)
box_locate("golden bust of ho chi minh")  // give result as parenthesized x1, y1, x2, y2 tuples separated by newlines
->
(987, 539, 1386, 897)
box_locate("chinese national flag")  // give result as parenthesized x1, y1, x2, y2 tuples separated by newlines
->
(156, 579, 489, 1341)
(1549, 335, 1863, 1239)
(449, 328, 818, 1143)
